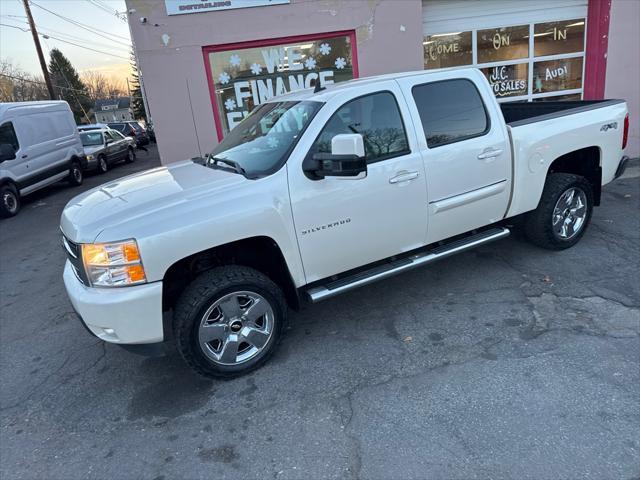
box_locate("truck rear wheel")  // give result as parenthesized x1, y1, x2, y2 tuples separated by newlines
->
(524, 173, 593, 250)
(173, 266, 287, 378)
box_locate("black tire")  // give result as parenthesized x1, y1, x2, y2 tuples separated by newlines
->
(68, 161, 83, 186)
(0, 183, 20, 218)
(173, 266, 287, 379)
(124, 147, 135, 163)
(97, 155, 108, 174)
(524, 173, 594, 250)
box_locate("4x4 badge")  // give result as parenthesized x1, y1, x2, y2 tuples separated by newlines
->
(600, 122, 618, 132)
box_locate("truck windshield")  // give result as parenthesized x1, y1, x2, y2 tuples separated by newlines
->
(207, 100, 322, 178)
(80, 132, 103, 146)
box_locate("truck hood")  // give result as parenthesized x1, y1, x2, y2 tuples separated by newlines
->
(61, 160, 246, 242)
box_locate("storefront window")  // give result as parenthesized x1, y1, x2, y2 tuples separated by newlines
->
(534, 19, 585, 57)
(425, 18, 586, 103)
(423, 31, 472, 69)
(480, 64, 528, 98)
(533, 57, 583, 93)
(477, 25, 529, 63)
(206, 34, 355, 136)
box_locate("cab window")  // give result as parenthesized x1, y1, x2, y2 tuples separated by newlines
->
(412, 79, 490, 148)
(0, 122, 19, 151)
(309, 91, 410, 164)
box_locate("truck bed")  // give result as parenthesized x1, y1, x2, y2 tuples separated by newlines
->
(500, 100, 625, 126)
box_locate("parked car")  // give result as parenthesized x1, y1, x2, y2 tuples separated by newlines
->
(144, 122, 156, 143)
(79, 128, 136, 173)
(107, 121, 150, 146)
(60, 68, 630, 378)
(78, 123, 109, 132)
(0, 101, 86, 218)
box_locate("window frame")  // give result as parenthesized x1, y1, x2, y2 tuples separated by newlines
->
(411, 78, 492, 149)
(305, 90, 412, 166)
(0, 121, 20, 152)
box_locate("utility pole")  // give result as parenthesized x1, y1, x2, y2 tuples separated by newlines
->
(22, 0, 55, 99)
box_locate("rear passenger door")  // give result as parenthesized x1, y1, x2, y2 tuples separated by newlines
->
(398, 73, 511, 243)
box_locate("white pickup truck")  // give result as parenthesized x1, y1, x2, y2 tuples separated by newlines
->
(60, 68, 630, 378)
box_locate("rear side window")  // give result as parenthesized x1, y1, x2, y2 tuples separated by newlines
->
(309, 91, 410, 164)
(0, 122, 19, 151)
(412, 79, 489, 148)
(109, 123, 126, 133)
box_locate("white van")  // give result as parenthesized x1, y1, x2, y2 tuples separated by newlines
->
(0, 101, 86, 217)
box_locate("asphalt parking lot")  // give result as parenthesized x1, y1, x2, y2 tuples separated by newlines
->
(1, 147, 639, 480)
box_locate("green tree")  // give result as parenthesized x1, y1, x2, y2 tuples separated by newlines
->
(48, 48, 92, 123)
(129, 50, 147, 121)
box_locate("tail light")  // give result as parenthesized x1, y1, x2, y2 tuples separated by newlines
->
(622, 113, 629, 149)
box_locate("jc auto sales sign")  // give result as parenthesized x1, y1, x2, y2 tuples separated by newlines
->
(165, 0, 289, 16)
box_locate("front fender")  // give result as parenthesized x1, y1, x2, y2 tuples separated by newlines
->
(95, 167, 306, 288)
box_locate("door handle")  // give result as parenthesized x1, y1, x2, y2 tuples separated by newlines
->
(389, 171, 420, 184)
(477, 149, 503, 160)
(21, 154, 28, 159)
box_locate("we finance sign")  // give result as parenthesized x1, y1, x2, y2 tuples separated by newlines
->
(205, 33, 357, 137)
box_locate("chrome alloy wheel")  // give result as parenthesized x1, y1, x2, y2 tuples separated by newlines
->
(2, 191, 17, 214)
(552, 187, 587, 239)
(198, 291, 274, 366)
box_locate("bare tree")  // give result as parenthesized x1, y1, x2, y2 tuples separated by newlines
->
(0, 59, 49, 102)
(81, 70, 127, 102)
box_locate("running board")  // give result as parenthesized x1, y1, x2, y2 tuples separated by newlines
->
(306, 227, 510, 303)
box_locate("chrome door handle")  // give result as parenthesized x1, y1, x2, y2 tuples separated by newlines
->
(389, 171, 420, 184)
(478, 149, 503, 160)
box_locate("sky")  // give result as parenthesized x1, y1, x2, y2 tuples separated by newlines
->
(0, 0, 132, 82)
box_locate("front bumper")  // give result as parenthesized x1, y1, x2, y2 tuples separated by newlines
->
(63, 261, 164, 344)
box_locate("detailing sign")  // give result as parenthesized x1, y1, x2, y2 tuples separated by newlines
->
(165, 0, 289, 16)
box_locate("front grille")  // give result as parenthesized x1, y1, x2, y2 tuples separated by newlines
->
(62, 235, 89, 286)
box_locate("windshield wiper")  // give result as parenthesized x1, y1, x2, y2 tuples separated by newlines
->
(207, 155, 247, 177)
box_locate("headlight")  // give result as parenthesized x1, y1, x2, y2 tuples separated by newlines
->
(81, 239, 147, 287)
(86, 154, 94, 160)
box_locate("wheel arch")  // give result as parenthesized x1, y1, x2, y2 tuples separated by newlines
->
(162, 235, 301, 317)
(547, 146, 602, 205)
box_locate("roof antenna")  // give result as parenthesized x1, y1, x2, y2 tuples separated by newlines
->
(314, 79, 325, 93)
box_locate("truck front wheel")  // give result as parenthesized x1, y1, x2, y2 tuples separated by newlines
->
(173, 266, 287, 378)
(524, 173, 594, 250)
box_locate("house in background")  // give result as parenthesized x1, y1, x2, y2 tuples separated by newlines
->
(94, 97, 133, 123)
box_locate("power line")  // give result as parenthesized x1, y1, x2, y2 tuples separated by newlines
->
(2, 23, 130, 60)
(1, 16, 130, 53)
(0, 73, 94, 96)
(29, 1, 131, 45)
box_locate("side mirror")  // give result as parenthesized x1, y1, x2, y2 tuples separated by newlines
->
(105, 138, 112, 144)
(0, 143, 16, 162)
(304, 134, 367, 179)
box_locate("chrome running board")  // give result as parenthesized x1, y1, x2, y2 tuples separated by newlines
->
(306, 227, 510, 303)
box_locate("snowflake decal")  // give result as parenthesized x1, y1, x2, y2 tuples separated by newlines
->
(267, 136, 279, 148)
(229, 54, 241, 67)
(304, 57, 317, 70)
(224, 98, 236, 111)
(319, 43, 331, 56)
(334, 57, 347, 70)
(250, 63, 262, 75)
(218, 71, 230, 84)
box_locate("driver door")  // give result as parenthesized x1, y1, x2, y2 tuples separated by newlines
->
(288, 84, 428, 283)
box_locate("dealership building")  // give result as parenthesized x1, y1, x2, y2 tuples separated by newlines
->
(126, 0, 639, 162)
